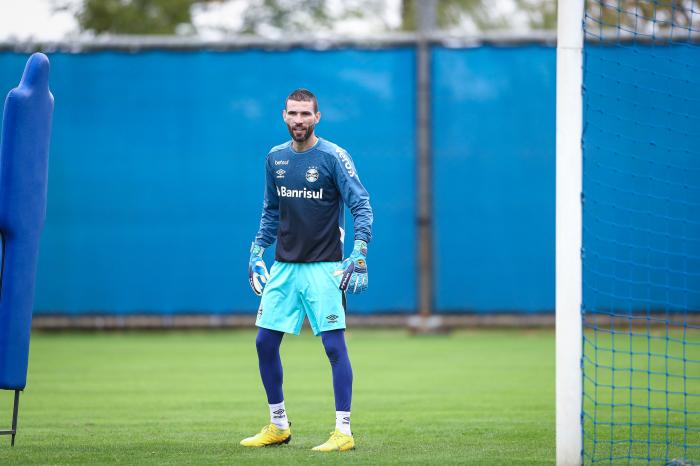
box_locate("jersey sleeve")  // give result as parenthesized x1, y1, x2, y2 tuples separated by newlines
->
(332, 149, 373, 244)
(254, 154, 279, 248)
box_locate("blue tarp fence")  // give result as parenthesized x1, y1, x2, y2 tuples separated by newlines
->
(0, 45, 562, 314)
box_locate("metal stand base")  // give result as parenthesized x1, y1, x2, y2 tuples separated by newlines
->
(0, 390, 20, 446)
(407, 315, 449, 335)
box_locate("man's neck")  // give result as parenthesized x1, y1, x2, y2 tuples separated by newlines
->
(292, 134, 318, 152)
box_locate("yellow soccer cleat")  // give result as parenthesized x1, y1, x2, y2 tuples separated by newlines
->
(311, 429, 355, 452)
(240, 423, 291, 447)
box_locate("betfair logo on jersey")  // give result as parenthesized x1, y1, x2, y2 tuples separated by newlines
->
(275, 160, 289, 165)
(277, 186, 324, 199)
(336, 148, 355, 178)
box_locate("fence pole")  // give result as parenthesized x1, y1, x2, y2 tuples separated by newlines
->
(415, 0, 436, 330)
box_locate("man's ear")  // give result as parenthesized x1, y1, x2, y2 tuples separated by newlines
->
(282, 109, 287, 121)
(315, 112, 321, 124)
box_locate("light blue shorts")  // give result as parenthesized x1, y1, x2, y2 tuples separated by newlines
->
(257, 261, 346, 336)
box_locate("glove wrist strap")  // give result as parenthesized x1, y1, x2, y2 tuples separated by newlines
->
(250, 242, 265, 257)
(352, 240, 367, 255)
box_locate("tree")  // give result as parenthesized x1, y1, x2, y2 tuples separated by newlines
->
(515, 0, 556, 30)
(400, 0, 511, 32)
(239, 0, 389, 35)
(52, 0, 203, 35)
(79, 0, 193, 35)
(585, 0, 700, 36)
(55, 0, 560, 36)
(242, 0, 557, 35)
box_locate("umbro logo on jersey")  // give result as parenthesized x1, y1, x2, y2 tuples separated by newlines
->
(275, 160, 289, 165)
(275, 169, 286, 179)
(326, 314, 338, 323)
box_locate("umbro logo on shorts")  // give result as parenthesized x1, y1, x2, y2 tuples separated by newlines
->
(326, 314, 338, 323)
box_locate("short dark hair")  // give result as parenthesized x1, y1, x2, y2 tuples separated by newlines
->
(286, 88, 318, 112)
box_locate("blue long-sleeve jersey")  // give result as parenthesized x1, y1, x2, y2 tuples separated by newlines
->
(254, 138, 373, 263)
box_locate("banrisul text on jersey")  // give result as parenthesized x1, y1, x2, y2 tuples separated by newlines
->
(276, 186, 324, 199)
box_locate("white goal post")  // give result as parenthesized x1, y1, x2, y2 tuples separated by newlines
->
(556, 0, 584, 465)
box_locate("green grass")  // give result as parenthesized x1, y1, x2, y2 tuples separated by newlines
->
(581, 328, 700, 464)
(0, 329, 557, 465)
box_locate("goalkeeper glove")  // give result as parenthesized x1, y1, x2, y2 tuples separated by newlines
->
(337, 240, 368, 294)
(248, 243, 269, 296)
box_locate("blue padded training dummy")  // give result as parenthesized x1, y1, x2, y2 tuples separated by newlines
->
(0, 53, 53, 397)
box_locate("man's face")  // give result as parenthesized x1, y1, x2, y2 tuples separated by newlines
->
(283, 99, 320, 143)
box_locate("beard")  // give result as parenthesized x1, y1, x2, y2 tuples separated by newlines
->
(287, 123, 315, 143)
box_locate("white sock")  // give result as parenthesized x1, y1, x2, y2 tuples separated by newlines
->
(336, 411, 351, 435)
(269, 401, 289, 429)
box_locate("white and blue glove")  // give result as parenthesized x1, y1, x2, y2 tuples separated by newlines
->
(337, 240, 368, 294)
(248, 243, 269, 296)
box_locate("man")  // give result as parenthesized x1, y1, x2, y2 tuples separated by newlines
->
(241, 88, 373, 452)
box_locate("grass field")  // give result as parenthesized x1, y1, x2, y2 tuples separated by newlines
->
(581, 327, 700, 464)
(0, 329, 556, 465)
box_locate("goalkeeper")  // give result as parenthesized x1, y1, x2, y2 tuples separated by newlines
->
(242, 88, 373, 452)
